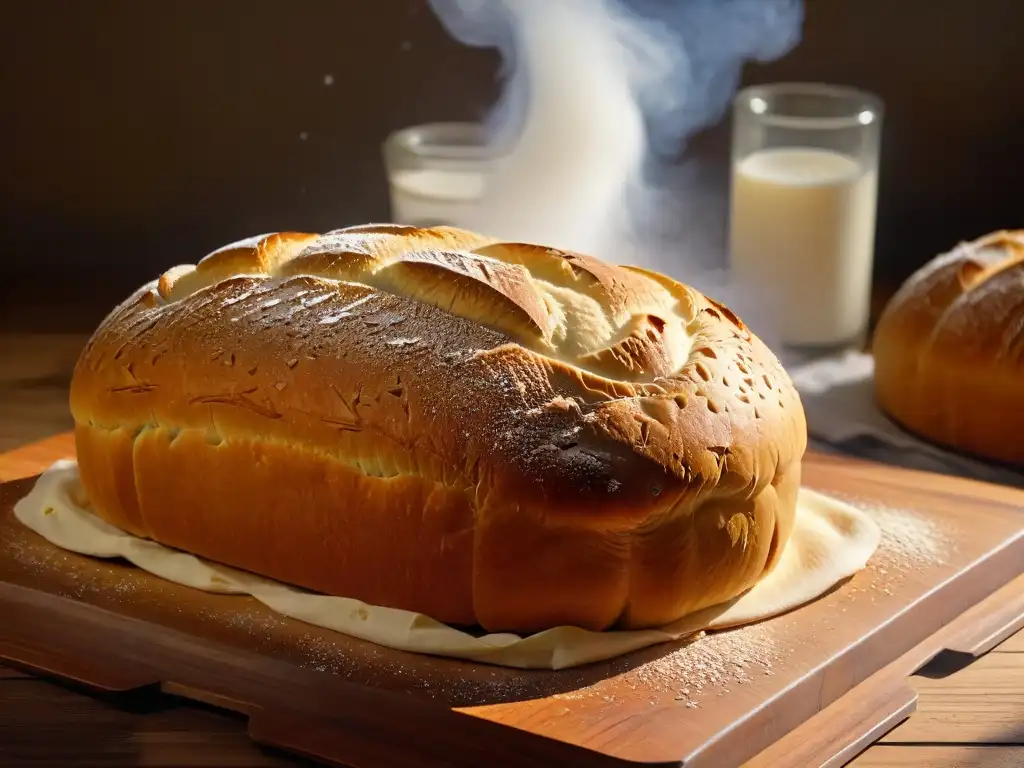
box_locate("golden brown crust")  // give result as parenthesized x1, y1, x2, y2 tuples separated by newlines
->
(70, 224, 807, 633)
(874, 230, 1024, 468)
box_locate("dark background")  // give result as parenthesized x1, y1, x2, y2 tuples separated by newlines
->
(2, 0, 1022, 331)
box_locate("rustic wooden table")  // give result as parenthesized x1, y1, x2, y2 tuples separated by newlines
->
(1, 434, 1022, 768)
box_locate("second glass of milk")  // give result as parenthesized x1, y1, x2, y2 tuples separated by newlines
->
(382, 123, 493, 229)
(729, 83, 883, 351)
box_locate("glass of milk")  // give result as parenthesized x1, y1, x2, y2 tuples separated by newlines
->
(382, 122, 495, 229)
(729, 83, 884, 352)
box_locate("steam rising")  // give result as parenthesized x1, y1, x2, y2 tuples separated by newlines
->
(426, 0, 804, 339)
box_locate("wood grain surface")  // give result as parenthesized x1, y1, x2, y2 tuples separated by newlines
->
(1, 435, 1022, 768)
(1003, 632, 1024, 653)
(881, 654, 1024, 744)
(0, 334, 85, 452)
(851, 747, 1024, 768)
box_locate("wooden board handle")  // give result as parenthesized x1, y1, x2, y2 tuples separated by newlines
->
(741, 680, 917, 768)
(0, 638, 156, 693)
(943, 575, 1024, 658)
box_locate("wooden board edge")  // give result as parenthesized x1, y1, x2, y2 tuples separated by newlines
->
(0, 637, 158, 694)
(822, 686, 917, 768)
(0, 579, 654, 768)
(247, 711, 680, 768)
(742, 573, 1024, 768)
(942, 574, 1024, 657)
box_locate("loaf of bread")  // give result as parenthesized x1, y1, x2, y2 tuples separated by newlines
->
(70, 224, 807, 633)
(874, 230, 1024, 468)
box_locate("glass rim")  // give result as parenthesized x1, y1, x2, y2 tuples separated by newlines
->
(734, 82, 884, 131)
(384, 122, 495, 162)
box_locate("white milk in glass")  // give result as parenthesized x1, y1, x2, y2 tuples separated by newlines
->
(729, 146, 878, 347)
(388, 168, 486, 229)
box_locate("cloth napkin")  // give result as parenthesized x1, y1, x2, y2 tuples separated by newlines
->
(788, 351, 1024, 490)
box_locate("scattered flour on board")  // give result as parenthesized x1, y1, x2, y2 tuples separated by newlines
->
(541, 623, 781, 709)
(825, 491, 953, 572)
(613, 625, 779, 706)
(812, 490, 955, 606)
(867, 505, 951, 568)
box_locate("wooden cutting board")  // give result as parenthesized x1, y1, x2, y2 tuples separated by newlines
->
(1, 435, 1022, 768)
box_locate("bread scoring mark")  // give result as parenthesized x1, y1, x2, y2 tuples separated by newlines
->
(317, 416, 362, 433)
(704, 296, 748, 336)
(366, 253, 556, 355)
(328, 383, 368, 427)
(107, 359, 159, 395)
(109, 383, 159, 395)
(918, 234, 1024, 356)
(154, 225, 698, 385)
(190, 389, 282, 420)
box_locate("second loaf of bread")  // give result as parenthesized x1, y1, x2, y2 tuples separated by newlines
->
(70, 224, 807, 633)
(874, 230, 1024, 468)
